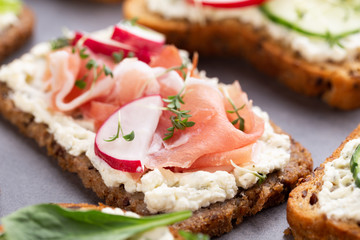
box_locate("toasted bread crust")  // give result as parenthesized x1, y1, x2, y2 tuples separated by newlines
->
(123, 0, 360, 110)
(287, 125, 360, 240)
(0, 82, 312, 237)
(0, 7, 34, 63)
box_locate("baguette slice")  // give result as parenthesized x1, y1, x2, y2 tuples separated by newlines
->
(287, 124, 360, 240)
(0, 78, 312, 237)
(0, 6, 34, 63)
(123, 0, 360, 110)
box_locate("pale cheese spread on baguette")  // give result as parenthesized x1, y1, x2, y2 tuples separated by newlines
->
(0, 40, 290, 213)
(146, 0, 360, 63)
(319, 138, 360, 222)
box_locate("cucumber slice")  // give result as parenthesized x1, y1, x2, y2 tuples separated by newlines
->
(0, 0, 21, 14)
(350, 144, 360, 188)
(260, 0, 360, 44)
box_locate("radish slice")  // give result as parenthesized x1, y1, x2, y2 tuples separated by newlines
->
(188, 0, 266, 8)
(94, 95, 163, 173)
(111, 22, 165, 53)
(71, 29, 152, 63)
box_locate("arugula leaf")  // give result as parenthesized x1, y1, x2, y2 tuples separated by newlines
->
(2, 204, 192, 240)
(179, 230, 210, 240)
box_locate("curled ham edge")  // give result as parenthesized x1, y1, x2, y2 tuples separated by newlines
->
(44, 48, 265, 174)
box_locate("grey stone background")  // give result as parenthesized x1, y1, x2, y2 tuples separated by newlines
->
(1, 0, 359, 239)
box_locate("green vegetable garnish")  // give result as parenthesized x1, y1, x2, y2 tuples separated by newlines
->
(350, 144, 360, 188)
(0, 0, 21, 14)
(50, 37, 70, 50)
(1, 204, 192, 240)
(163, 86, 195, 141)
(105, 111, 135, 142)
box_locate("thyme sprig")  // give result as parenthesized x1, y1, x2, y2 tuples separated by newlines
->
(157, 63, 188, 79)
(163, 86, 195, 141)
(105, 111, 135, 142)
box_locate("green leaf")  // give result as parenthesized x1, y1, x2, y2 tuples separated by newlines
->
(113, 51, 124, 63)
(79, 48, 89, 59)
(123, 131, 135, 142)
(0, 0, 21, 14)
(129, 17, 139, 26)
(350, 144, 360, 188)
(127, 52, 135, 58)
(103, 65, 113, 78)
(179, 230, 210, 240)
(86, 59, 97, 70)
(75, 79, 87, 90)
(1, 204, 192, 240)
(185, 121, 195, 127)
(50, 37, 70, 50)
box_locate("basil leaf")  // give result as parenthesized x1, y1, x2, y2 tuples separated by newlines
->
(2, 204, 191, 240)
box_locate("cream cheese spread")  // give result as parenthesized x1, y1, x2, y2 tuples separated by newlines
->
(101, 207, 174, 240)
(146, 0, 360, 63)
(0, 43, 291, 213)
(318, 138, 360, 222)
(0, 12, 19, 32)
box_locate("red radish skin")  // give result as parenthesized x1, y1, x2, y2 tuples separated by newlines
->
(188, 0, 266, 8)
(112, 24, 165, 53)
(94, 95, 163, 173)
(72, 31, 152, 63)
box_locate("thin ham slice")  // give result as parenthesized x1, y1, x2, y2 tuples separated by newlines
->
(145, 80, 264, 169)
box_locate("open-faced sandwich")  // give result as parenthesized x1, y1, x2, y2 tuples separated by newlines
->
(0, 203, 208, 240)
(287, 124, 360, 240)
(0, 22, 312, 237)
(123, 0, 360, 110)
(0, 0, 34, 62)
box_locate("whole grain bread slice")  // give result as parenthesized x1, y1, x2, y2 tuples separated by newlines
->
(287, 124, 360, 240)
(0, 81, 312, 237)
(123, 0, 360, 110)
(0, 6, 34, 63)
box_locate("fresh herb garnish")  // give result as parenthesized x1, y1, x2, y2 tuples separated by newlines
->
(105, 111, 135, 142)
(50, 37, 70, 50)
(324, 31, 344, 48)
(74, 76, 87, 90)
(223, 88, 245, 131)
(127, 51, 135, 58)
(113, 51, 124, 63)
(129, 17, 139, 26)
(1, 204, 192, 240)
(179, 230, 210, 240)
(163, 86, 195, 141)
(79, 47, 89, 59)
(231, 161, 267, 185)
(350, 144, 360, 188)
(159, 63, 187, 79)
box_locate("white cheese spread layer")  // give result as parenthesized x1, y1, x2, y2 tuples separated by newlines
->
(146, 0, 360, 63)
(0, 12, 19, 32)
(0, 43, 291, 213)
(319, 138, 360, 222)
(101, 207, 174, 240)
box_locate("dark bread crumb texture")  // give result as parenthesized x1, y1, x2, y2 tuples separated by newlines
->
(0, 6, 34, 63)
(123, 0, 360, 110)
(0, 82, 312, 237)
(287, 124, 360, 240)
